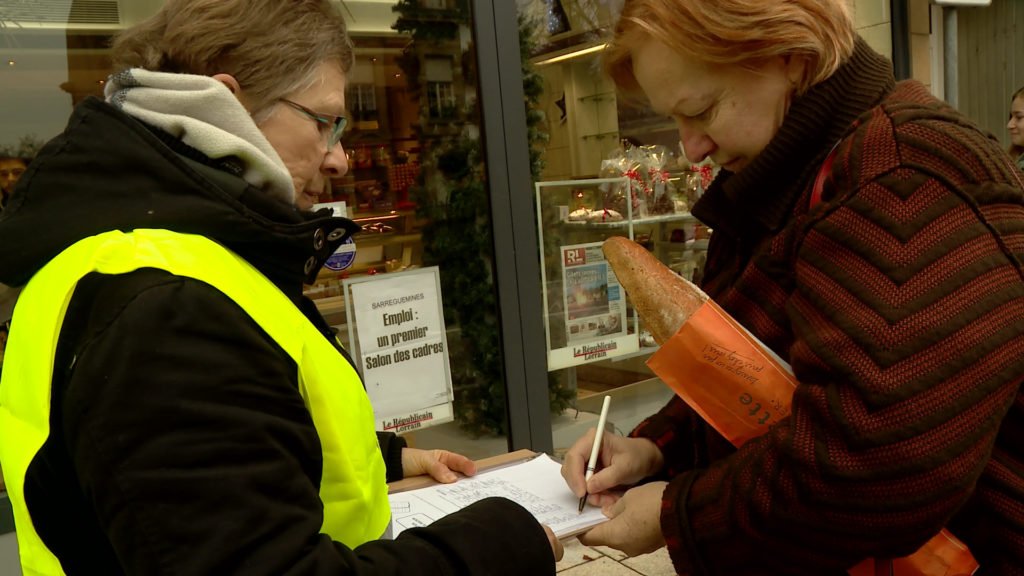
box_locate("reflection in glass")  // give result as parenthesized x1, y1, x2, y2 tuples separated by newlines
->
(519, 0, 707, 452)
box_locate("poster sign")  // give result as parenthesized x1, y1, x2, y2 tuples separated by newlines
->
(548, 242, 638, 370)
(343, 267, 454, 433)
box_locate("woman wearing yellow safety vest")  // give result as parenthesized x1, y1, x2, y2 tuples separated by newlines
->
(0, 1, 563, 574)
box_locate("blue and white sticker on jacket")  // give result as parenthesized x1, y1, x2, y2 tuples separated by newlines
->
(325, 235, 356, 271)
(313, 200, 356, 271)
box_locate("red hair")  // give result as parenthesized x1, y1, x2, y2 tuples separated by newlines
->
(604, 0, 856, 102)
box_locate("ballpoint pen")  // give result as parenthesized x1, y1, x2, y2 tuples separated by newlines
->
(578, 395, 612, 514)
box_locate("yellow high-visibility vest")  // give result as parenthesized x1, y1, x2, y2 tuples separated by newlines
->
(0, 229, 390, 575)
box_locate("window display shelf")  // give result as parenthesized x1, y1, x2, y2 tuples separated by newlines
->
(561, 211, 697, 229)
(535, 177, 711, 403)
(608, 346, 660, 364)
(578, 92, 615, 103)
(305, 208, 425, 313)
(581, 130, 620, 141)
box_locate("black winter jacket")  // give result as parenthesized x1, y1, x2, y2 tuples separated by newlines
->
(0, 98, 554, 575)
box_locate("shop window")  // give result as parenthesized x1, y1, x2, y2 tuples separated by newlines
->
(346, 83, 379, 128)
(424, 56, 456, 120)
(0, 1, 548, 451)
(421, 0, 451, 9)
(426, 82, 456, 120)
(519, 0, 716, 451)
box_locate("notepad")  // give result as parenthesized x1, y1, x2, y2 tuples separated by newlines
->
(388, 453, 608, 539)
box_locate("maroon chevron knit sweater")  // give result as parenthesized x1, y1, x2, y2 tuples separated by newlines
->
(632, 38, 1024, 575)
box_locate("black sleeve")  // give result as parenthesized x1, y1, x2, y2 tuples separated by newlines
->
(377, 431, 406, 483)
(64, 275, 554, 576)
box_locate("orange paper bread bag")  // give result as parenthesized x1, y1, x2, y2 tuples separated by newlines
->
(602, 236, 977, 576)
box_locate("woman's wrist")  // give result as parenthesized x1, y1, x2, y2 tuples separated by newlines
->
(639, 438, 666, 478)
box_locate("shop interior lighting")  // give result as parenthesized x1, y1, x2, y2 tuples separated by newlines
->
(535, 43, 608, 66)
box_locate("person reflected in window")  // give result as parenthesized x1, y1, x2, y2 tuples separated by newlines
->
(1008, 86, 1024, 170)
(0, 1, 562, 575)
(562, 0, 1024, 574)
(0, 155, 27, 211)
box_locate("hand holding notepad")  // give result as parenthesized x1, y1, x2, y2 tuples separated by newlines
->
(388, 454, 607, 540)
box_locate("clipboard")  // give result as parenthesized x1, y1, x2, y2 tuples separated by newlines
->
(386, 449, 606, 540)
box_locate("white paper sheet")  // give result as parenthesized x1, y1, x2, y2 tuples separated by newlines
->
(388, 454, 607, 539)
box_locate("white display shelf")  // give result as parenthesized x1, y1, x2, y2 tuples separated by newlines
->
(561, 211, 698, 228)
(535, 177, 711, 376)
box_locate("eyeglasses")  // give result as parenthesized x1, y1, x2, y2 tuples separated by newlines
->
(278, 98, 348, 150)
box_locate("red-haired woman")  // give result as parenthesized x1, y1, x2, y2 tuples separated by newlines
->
(563, 1, 1024, 573)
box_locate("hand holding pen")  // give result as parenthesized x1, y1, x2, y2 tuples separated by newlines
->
(561, 400, 667, 512)
(561, 398, 669, 555)
(578, 396, 612, 513)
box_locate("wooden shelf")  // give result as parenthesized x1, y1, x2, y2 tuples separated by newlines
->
(581, 130, 619, 141)
(351, 232, 422, 247)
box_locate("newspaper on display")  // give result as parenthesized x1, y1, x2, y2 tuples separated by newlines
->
(548, 242, 638, 370)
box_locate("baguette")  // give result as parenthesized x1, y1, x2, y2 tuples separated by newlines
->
(602, 236, 707, 345)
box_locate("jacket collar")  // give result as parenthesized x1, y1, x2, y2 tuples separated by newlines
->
(693, 37, 896, 238)
(0, 98, 359, 295)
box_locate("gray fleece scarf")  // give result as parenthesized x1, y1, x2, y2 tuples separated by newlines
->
(104, 68, 295, 204)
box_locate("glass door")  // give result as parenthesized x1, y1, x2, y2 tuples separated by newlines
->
(514, 0, 715, 455)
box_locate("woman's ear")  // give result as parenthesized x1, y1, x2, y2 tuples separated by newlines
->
(212, 73, 252, 111)
(782, 55, 809, 93)
(212, 73, 241, 94)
